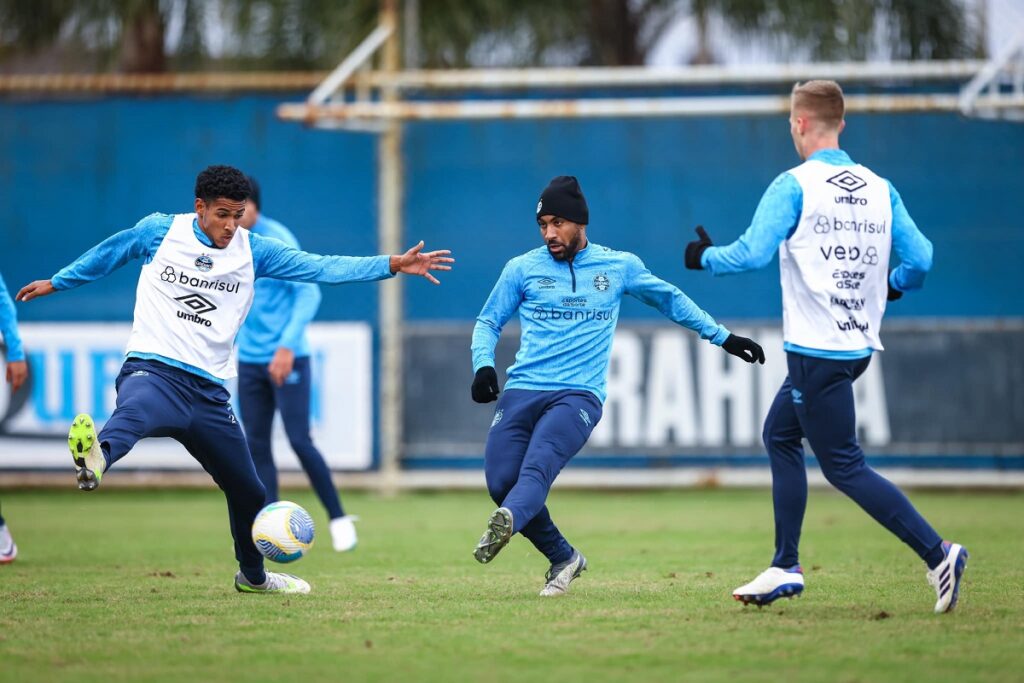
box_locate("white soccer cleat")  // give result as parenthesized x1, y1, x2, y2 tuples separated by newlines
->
(329, 515, 359, 552)
(733, 566, 805, 606)
(0, 524, 16, 565)
(234, 571, 311, 594)
(539, 550, 587, 597)
(927, 541, 968, 614)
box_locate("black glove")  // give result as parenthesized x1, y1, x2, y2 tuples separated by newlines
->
(887, 279, 903, 302)
(471, 366, 500, 403)
(722, 334, 765, 364)
(684, 225, 713, 270)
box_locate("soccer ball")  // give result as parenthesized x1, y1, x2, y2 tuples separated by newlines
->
(251, 501, 315, 563)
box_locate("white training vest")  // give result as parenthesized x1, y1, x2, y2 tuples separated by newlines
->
(781, 160, 893, 351)
(126, 213, 255, 380)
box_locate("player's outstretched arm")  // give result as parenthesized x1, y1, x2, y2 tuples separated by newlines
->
(626, 254, 764, 364)
(388, 241, 454, 285)
(688, 173, 801, 275)
(251, 234, 454, 285)
(17, 214, 169, 302)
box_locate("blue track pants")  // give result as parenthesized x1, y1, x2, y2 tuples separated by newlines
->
(764, 353, 944, 569)
(484, 388, 602, 565)
(99, 358, 267, 583)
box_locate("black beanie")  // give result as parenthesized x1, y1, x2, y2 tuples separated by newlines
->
(536, 175, 588, 225)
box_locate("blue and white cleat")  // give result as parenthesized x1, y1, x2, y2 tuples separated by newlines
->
(0, 524, 16, 565)
(732, 566, 804, 606)
(927, 541, 968, 614)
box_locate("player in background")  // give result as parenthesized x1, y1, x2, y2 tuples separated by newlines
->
(684, 80, 967, 613)
(236, 176, 358, 553)
(0, 273, 28, 565)
(16, 165, 453, 594)
(471, 175, 765, 596)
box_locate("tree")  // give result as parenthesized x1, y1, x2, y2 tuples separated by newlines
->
(0, 0, 983, 73)
(701, 0, 983, 62)
(0, 0, 171, 72)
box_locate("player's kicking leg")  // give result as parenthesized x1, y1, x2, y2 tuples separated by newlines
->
(473, 507, 514, 564)
(184, 381, 310, 595)
(68, 413, 105, 491)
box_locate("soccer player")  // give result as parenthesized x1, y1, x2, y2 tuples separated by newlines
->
(236, 176, 358, 553)
(16, 165, 453, 594)
(471, 175, 765, 596)
(0, 272, 28, 565)
(684, 80, 967, 613)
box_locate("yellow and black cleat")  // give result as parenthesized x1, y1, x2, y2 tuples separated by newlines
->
(68, 413, 103, 491)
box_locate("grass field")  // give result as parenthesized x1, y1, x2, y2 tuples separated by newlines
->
(1, 487, 1021, 683)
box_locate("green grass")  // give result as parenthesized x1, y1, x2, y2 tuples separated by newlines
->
(1, 487, 1021, 683)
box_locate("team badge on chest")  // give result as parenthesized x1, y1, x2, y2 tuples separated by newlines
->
(195, 254, 214, 272)
(593, 274, 610, 291)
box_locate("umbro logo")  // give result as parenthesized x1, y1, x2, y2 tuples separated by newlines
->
(826, 170, 866, 193)
(579, 408, 591, 427)
(538, 277, 556, 290)
(175, 293, 217, 315)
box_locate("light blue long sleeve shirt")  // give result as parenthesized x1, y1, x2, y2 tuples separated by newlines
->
(50, 213, 393, 381)
(236, 214, 322, 363)
(701, 148, 933, 359)
(0, 273, 25, 362)
(472, 242, 730, 402)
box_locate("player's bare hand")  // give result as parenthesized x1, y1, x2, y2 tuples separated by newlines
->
(268, 347, 296, 387)
(16, 280, 56, 302)
(390, 241, 454, 285)
(6, 360, 28, 392)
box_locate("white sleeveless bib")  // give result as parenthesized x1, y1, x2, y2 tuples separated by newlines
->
(126, 213, 255, 379)
(781, 160, 893, 351)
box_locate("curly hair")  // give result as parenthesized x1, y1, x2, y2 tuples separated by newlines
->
(194, 165, 251, 203)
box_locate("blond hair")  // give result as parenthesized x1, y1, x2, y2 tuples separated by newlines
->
(791, 80, 845, 130)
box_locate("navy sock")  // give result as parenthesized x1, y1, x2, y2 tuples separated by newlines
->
(924, 542, 946, 570)
(243, 568, 267, 585)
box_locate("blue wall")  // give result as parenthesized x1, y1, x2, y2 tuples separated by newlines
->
(2, 92, 1022, 323)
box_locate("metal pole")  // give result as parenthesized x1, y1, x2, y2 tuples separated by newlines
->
(404, 0, 420, 70)
(378, 0, 403, 496)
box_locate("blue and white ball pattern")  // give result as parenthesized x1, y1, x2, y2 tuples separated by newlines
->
(251, 501, 315, 563)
